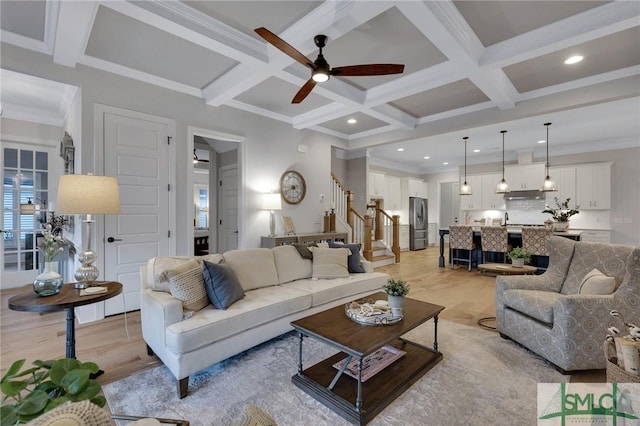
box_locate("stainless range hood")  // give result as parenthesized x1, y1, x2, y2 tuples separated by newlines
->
(504, 190, 545, 200)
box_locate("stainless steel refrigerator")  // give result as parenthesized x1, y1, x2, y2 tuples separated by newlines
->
(409, 197, 428, 250)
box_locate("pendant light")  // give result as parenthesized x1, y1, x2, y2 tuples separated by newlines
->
(541, 122, 557, 192)
(460, 136, 472, 195)
(495, 130, 510, 193)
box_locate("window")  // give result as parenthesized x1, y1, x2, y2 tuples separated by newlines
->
(196, 188, 209, 228)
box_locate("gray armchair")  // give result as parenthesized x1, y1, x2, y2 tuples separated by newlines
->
(496, 236, 640, 373)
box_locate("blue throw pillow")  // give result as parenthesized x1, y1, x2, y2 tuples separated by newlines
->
(328, 241, 365, 273)
(202, 260, 245, 309)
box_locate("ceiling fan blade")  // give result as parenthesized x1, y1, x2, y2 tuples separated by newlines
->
(292, 79, 317, 104)
(255, 27, 316, 70)
(331, 64, 405, 77)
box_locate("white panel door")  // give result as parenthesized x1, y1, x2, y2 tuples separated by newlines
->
(103, 112, 171, 315)
(219, 165, 238, 253)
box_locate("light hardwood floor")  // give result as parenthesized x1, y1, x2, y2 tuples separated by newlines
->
(1, 246, 603, 385)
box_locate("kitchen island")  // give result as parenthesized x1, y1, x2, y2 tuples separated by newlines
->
(437, 227, 582, 267)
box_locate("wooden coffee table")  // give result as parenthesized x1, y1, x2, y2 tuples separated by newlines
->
(478, 263, 537, 276)
(290, 292, 444, 425)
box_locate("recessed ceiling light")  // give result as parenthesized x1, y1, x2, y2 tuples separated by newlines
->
(538, 140, 546, 144)
(347, 118, 357, 124)
(564, 55, 583, 65)
(443, 162, 449, 165)
(423, 156, 430, 160)
(473, 149, 480, 153)
(397, 148, 404, 152)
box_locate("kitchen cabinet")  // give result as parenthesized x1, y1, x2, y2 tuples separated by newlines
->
(546, 167, 576, 205)
(481, 173, 506, 210)
(576, 163, 611, 209)
(504, 163, 545, 191)
(385, 175, 402, 210)
(369, 171, 385, 199)
(405, 178, 425, 198)
(399, 224, 410, 251)
(459, 175, 482, 210)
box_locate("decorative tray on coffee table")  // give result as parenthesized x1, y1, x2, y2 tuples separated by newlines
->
(345, 300, 402, 326)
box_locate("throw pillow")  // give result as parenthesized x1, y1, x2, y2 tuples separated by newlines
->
(579, 268, 616, 295)
(202, 260, 245, 309)
(328, 241, 365, 273)
(166, 260, 209, 312)
(310, 246, 350, 279)
(232, 404, 276, 426)
(292, 242, 317, 259)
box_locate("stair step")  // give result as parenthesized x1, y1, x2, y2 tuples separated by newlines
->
(372, 254, 395, 262)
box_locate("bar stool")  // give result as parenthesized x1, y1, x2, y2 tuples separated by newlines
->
(522, 226, 553, 270)
(480, 226, 508, 264)
(449, 225, 474, 271)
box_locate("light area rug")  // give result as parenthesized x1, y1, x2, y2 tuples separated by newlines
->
(104, 320, 569, 425)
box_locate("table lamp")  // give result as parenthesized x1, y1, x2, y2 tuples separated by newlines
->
(56, 174, 120, 288)
(262, 192, 282, 237)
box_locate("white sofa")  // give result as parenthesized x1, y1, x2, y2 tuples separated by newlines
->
(140, 245, 389, 398)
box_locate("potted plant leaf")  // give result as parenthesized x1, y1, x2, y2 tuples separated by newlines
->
(507, 247, 531, 268)
(0, 358, 106, 424)
(383, 278, 410, 317)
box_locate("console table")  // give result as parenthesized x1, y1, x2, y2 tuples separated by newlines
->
(261, 232, 348, 248)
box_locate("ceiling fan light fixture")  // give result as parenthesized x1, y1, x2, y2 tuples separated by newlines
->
(312, 69, 329, 83)
(496, 130, 510, 194)
(460, 136, 472, 196)
(541, 122, 557, 192)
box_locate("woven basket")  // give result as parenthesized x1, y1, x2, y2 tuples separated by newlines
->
(604, 340, 640, 383)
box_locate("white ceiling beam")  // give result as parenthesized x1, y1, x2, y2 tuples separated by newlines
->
(481, 1, 640, 69)
(52, 1, 98, 67)
(397, 1, 518, 110)
(292, 104, 356, 129)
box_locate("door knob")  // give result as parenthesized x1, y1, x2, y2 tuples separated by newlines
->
(107, 237, 122, 243)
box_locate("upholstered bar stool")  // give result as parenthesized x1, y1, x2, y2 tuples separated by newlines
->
(449, 225, 474, 271)
(522, 226, 553, 270)
(480, 226, 508, 264)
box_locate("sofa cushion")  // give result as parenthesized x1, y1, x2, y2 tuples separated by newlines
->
(561, 242, 633, 295)
(223, 248, 279, 291)
(328, 241, 365, 273)
(165, 286, 311, 353)
(310, 247, 350, 279)
(272, 245, 312, 284)
(146, 254, 223, 292)
(284, 272, 389, 307)
(202, 261, 245, 309)
(579, 268, 616, 295)
(166, 260, 209, 312)
(502, 289, 562, 325)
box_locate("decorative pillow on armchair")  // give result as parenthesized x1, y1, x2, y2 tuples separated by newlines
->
(579, 268, 616, 295)
(310, 247, 350, 279)
(202, 260, 245, 309)
(328, 241, 365, 273)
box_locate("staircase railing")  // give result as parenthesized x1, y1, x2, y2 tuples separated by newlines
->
(376, 205, 401, 263)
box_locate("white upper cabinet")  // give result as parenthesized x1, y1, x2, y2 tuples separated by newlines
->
(369, 171, 385, 199)
(576, 163, 612, 209)
(545, 167, 576, 205)
(459, 175, 482, 210)
(504, 163, 546, 191)
(481, 173, 506, 210)
(405, 178, 425, 198)
(385, 175, 402, 210)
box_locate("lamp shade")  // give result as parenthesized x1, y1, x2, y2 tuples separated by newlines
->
(262, 193, 282, 211)
(56, 175, 121, 214)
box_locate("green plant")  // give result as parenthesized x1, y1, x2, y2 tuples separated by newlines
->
(507, 247, 531, 263)
(38, 224, 64, 262)
(0, 358, 105, 424)
(542, 197, 580, 222)
(383, 278, 410, 296)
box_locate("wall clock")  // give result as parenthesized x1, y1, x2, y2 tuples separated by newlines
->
(279, 170, 306, 205)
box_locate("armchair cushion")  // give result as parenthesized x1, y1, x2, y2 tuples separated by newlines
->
(502, 289, 559, 324)
(579, 268, 616, 295)
(561, 242, 630, 295)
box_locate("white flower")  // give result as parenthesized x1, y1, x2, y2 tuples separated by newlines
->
(607, 326, 620, 336)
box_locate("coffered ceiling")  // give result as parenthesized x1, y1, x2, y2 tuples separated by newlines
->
(1, 1, 639, 173)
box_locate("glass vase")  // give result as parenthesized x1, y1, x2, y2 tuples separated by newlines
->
(33, 262, 64, 296)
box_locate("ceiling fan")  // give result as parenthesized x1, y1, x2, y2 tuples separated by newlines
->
(255, 27, 405, 104)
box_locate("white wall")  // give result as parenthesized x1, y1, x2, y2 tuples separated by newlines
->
(2, 44, 348, 253)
